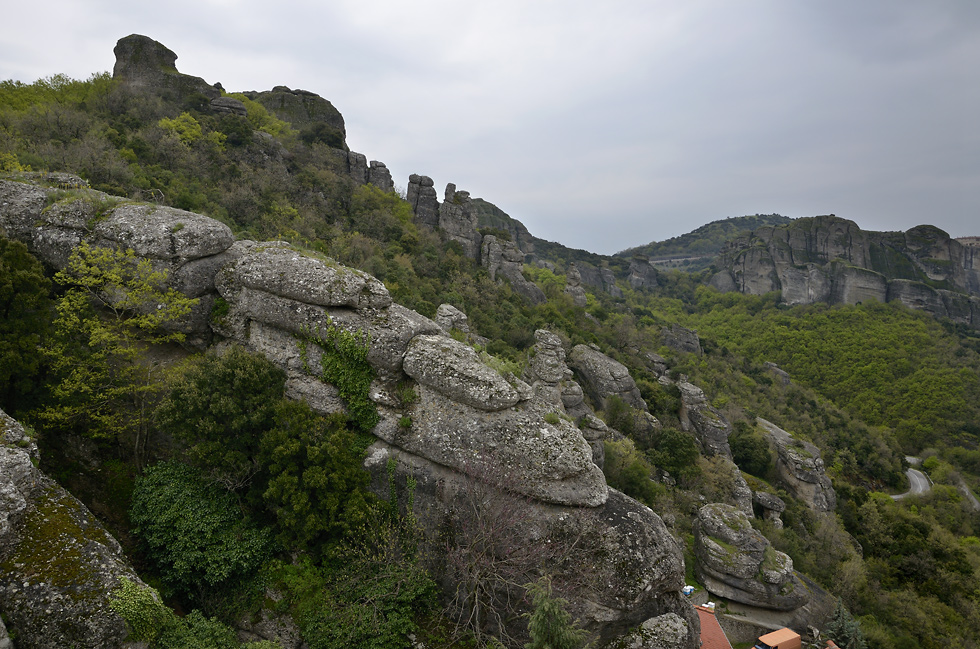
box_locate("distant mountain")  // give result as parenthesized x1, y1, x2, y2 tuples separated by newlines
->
(615, 214, 794, 272)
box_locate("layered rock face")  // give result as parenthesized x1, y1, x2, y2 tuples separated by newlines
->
(439, 183, 483, 259)
(676, 380, 732, 459)
(712, 215, 980, 327)
(0, 408, 152, 648)
(757, 419, 836, 512)
(564, 263, 589, 306)
(250, 85, 346, 138)
(0, 176, 698, 647)
(483, 234, 546, 304)
(694, 504, 808, 611)
(406, 174, 440, 228)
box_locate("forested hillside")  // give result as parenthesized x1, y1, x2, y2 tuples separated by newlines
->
(2, 41, 980, 649)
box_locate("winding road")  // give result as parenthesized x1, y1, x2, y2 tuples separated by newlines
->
(891, 456, 932, 500)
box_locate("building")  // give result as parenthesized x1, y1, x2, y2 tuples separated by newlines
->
(695, 605, 734, 649)
(755, 628, 802, 649)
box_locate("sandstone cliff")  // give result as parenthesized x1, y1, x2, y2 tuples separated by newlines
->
(711, 215, 980, 326)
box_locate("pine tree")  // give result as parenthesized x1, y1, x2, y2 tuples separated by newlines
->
(525, 576, 590, 649)
(826, 599, 867, 649)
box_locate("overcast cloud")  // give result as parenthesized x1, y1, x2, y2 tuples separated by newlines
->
(2, 0, 977, 254)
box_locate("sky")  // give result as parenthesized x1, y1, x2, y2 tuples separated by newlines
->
(2, 1, 978, 254)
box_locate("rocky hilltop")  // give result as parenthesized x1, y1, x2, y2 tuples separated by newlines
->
(710, 215, 980, 326)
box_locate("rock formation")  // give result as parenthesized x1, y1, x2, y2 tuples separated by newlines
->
(112, 34, 219, 102)
(756, 419, 836, 512)
(753, 491, 786, 529)
(406, 174, 440, 229)
(1, 408, 153, 648)
(564, 263, 589, 306)
(694, 503, 808, 611)
(249, 85, 347, 141)
(627, 255, 660, 290)
(0, 174, 699, 648)
(676, 379, 732, 459)
(661, 324, 702, 357)
(438, 183, 483, 259)
(368, 160, 394, 193)
(568, 344, 647, 412)
(482, 234, 546, 304)
(712, 215, 980, 327)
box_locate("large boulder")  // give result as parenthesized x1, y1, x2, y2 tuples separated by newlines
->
(676, 380, 732, 459)
(406, 174, 440, 229)
(694, 504, 808, 611)
(365, 443, 698, 648)
(568, 344, 646, 412)
(482, 235, 546, 305)
(757, 418, 836, 512)
(0, 408, 152, 648)
(112, 34, 219, 102)
(439, 184, 482, 260)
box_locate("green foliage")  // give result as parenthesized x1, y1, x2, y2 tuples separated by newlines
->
(826, 599, 868, 649)
(156, 346, 285, 491)
(647, 428, 701, 481)
(35, 242, 196, 466)
(303, 321, 379, 431)
(0, 235, 52, 413)
(225, 93, 294, 137)
(602, 438, 663, 506)
(159, 112, 225, 149)
(524, 576, 589, 649)
(260, 405, 374, 556)
(129, 461, 273, 611)
(109, 577, 173, 644)
(729, 421, 773, 477)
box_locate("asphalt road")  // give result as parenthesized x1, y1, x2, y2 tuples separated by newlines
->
(892, 457, 932, 500)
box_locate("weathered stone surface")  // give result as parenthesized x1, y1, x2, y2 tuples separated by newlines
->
(524, 330, 570, 385)
(602, 267, 624, 298)
(757, 418, 836, 512)
(210, 96, 247, 116)
(365, 445, 697, 647)
(403, 334, 520, 411)
(251, 86, 346, 142)
(439, 184, 482, 260)
(93, 203, 235, 261)
(661, 325, 702, 356)
(435, 303, 470, 333)
(830, 262, 887, 305)
(113, 34, 219, 101)
(482, 235, 546, 304)
(694, 504, 807, 611)
(368, 160, 394, 193)
(347, 152, 369, 184)
(217, 244, 391, 310)
(610, 613, 692, 649)
(677, 380, 732, 459)
(754, 491, 786, 528)
(627, 255, 660, 290)
(568, 344, 646, 412)
(564, 263, 589, 306)
(236, 589, 305, 648)
(0, 408, 152, 649)
(374, 382, 606, 506)
(887, 279, 946, 317)
(406, 174, 440, 228)
(764, 361, 791, 386)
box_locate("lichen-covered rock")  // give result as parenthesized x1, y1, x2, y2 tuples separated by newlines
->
(524, 330, 571, 385)
(627, 255, 660, 290)
(435, 303, 470, 333)
(610, 613, 693, 649)
(754, 491, 786, 528)
(93, 203, 234, 261)
(438, 183, 483, 260)
(403, 334, 521, 411)
(676, 380, 732, 459)
(217, 244, 391, 311)
(694, 504, 807, 611)
(757, 418, 836, 512)
(661, 325, 702, 356)
(365, 444, 697, 647)
(0, 408, 151, 649)
(568, 344, 646, 412)
(375, 382, 606, 506)
(564, 263, 589, 307)
(113, 34, 219, 101)
(368, 160, 394, 193)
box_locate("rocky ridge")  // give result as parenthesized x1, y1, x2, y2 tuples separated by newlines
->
(711, 215, 980, 327)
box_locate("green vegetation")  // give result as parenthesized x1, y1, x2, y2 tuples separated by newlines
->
(524, 576, 590, 649)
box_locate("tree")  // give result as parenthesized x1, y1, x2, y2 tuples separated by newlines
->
(155, 346, 285, 492)
(825, 599, 867, 649)
(0, 235, 52, 413)
(525, 576, 590, 649)
(129, 461, 273, 613)
(37, 242, 196, 467)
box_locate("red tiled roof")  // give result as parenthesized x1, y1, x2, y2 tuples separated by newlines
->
(759, 628, 800, 645)
(696, 605, 733, 649)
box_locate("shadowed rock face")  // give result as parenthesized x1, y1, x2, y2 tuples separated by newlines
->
(482, 234, 546, 304)
(757, 418, 836, 512)
(694, 503, 808, 611)
(714, 215, 980, 327)
(1, 409, 152, 649)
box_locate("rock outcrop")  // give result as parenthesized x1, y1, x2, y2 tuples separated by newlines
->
(0, 408, 152, 648)
(564, 263, 589, 306)
(112, 34, 219, 102)
(250, 86, 346, 143)
(368, 160, 394, 193)
(438, 183, 483, 259)
(406, 174, 440, 229)
(676, 379, 732, 459)
(661, 325, 702, 357)
(482, 234, 546, 304)
(627, 255, 660, 291)
(753, 491, 786, 529)
(0, 176, 698, 647)
(713, 215, 980, 327)
(694, 504, 808, 611)
(756, 419, 836, 512)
